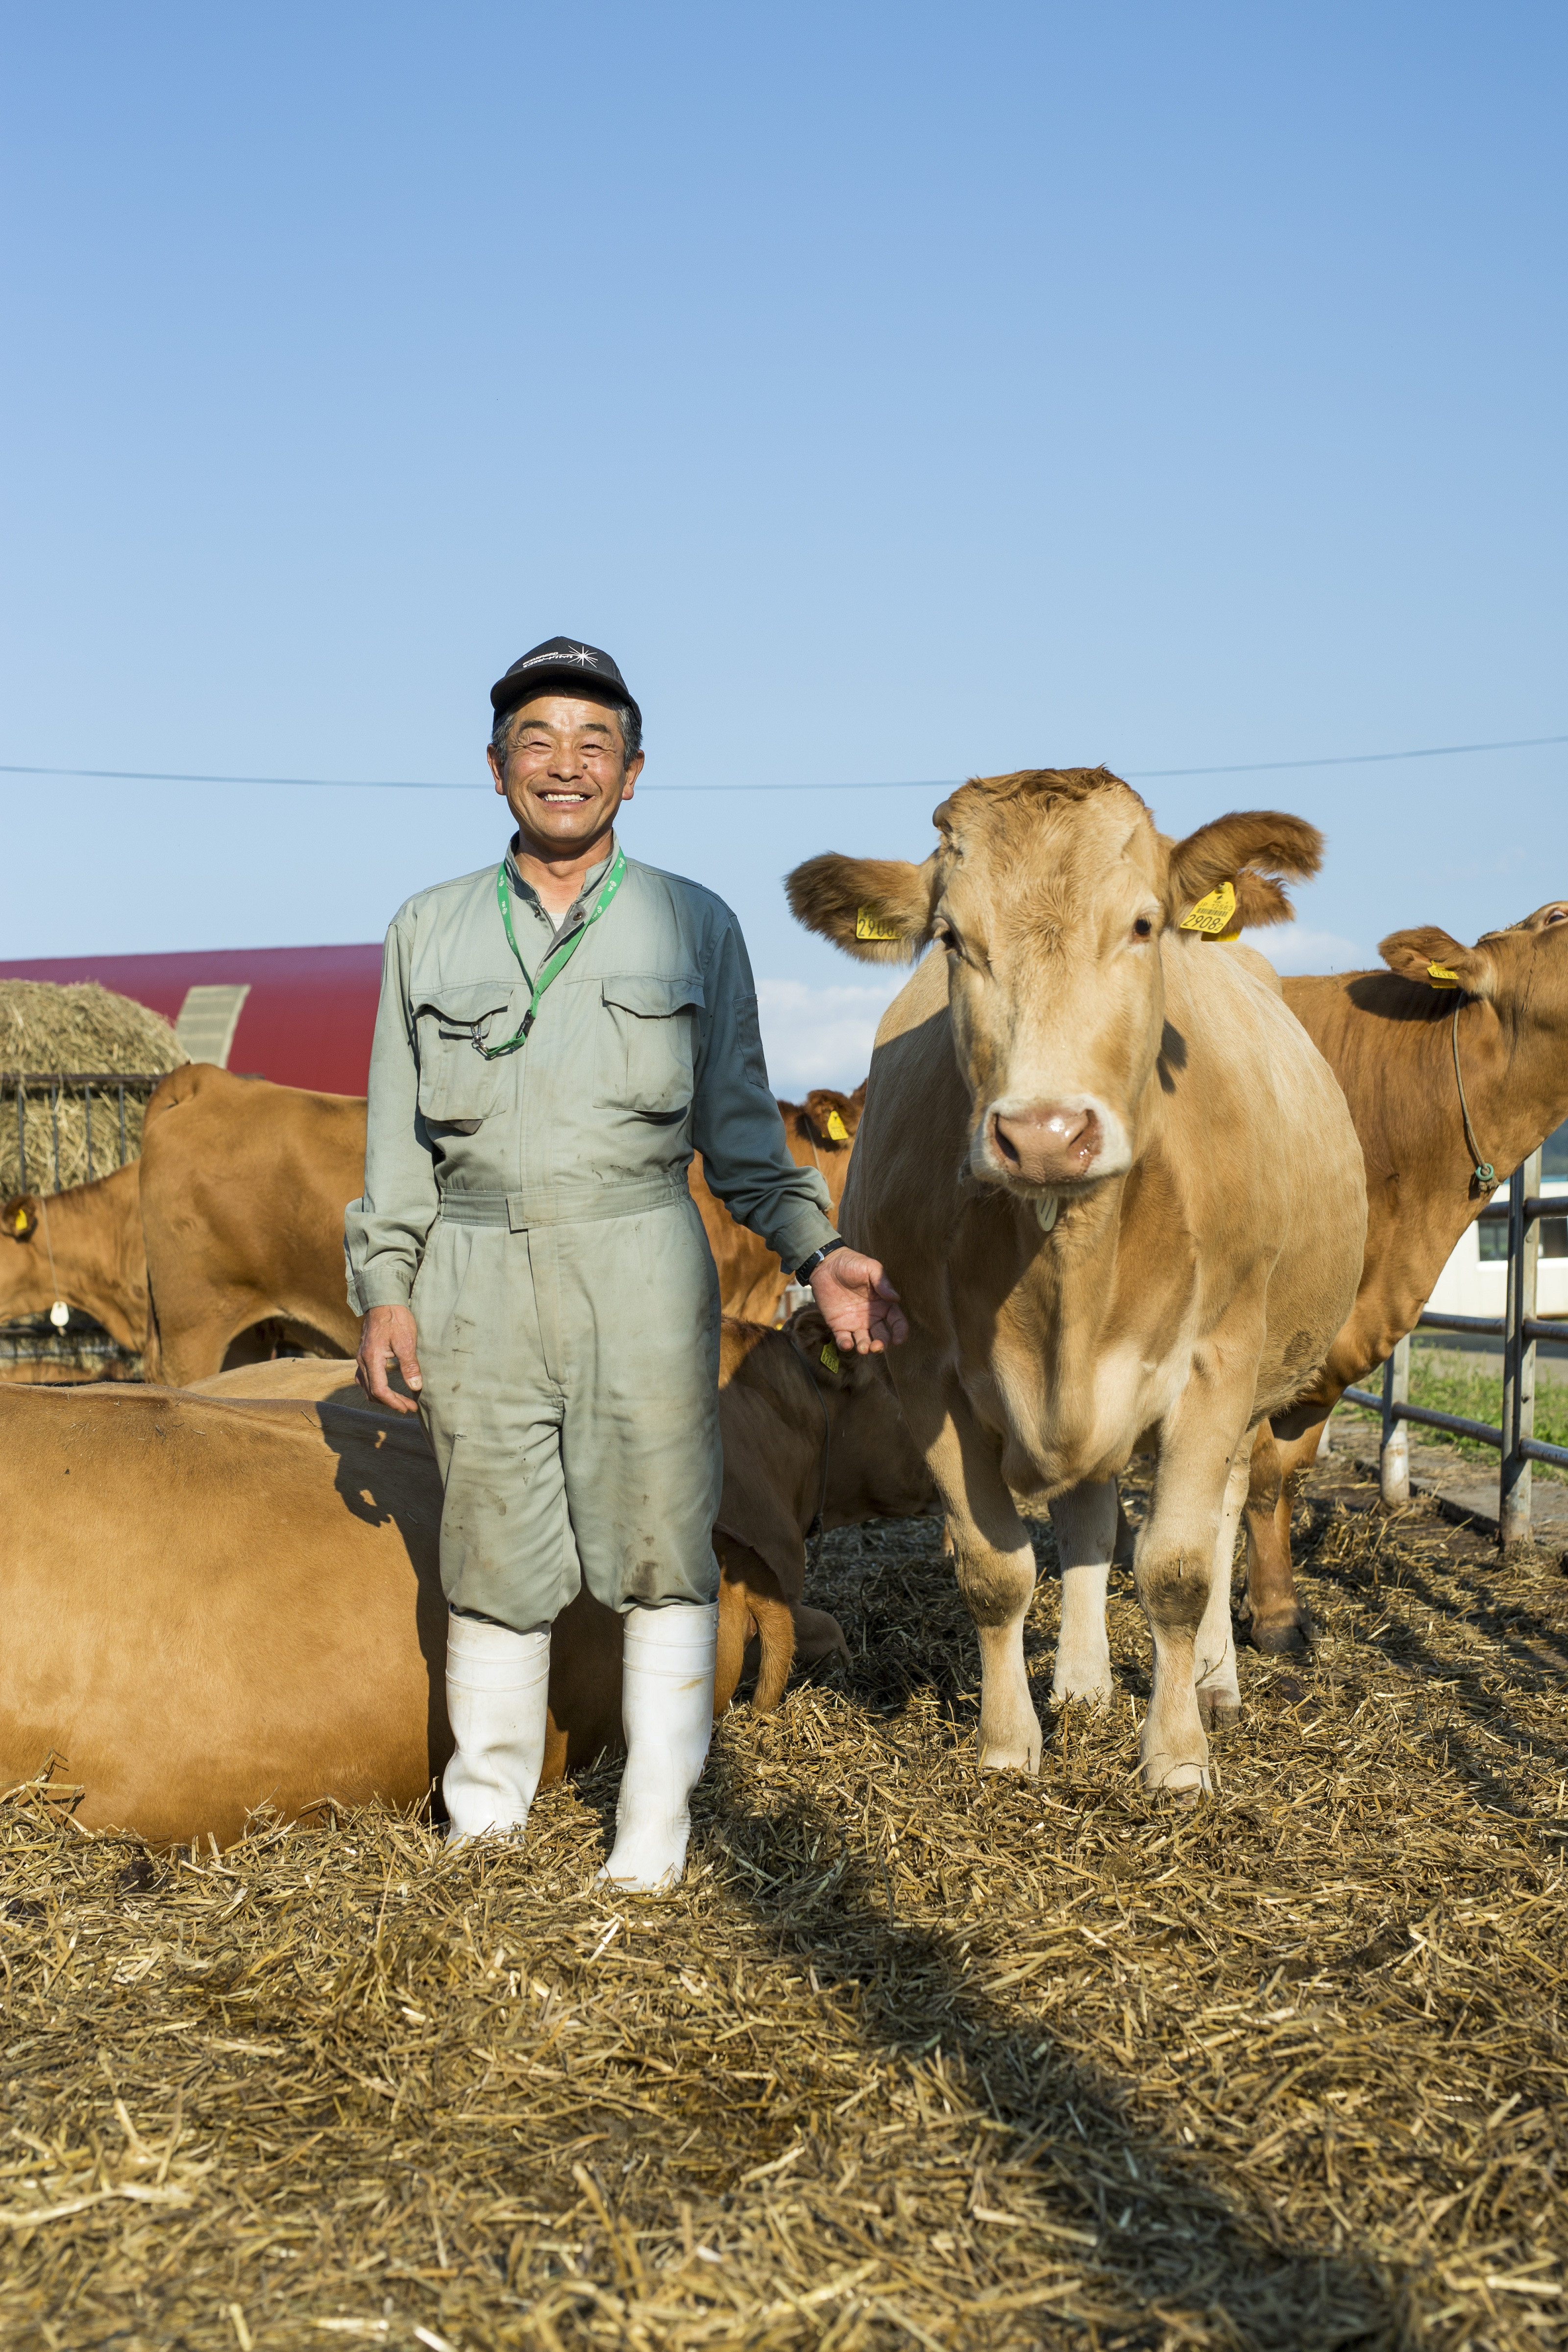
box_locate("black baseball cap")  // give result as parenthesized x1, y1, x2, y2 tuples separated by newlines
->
(490, 636, 641, 731)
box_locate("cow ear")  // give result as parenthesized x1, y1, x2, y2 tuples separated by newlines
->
(3, 1195, 38, 1243)
(1166, 811, 1323, 928)
(1230, 869, 1294, 930)
(784, 1304, 857, 1389)
(1379, 925, 1496, 999)
(786, 853, 938, 964)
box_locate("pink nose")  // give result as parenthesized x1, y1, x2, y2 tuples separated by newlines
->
(991, 1105, 1102, 1187)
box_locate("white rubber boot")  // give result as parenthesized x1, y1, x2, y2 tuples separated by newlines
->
(441, 1613, 551, 1845)
(598, 1602, 718, 1891)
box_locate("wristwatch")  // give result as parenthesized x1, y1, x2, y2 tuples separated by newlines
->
(795, 1238, 850, 1285)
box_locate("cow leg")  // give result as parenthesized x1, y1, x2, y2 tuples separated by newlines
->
(1134, 1411, 1253, 1799)
(1194, 1452, 1247, 1733)
(714, 1538, 796, 1714)
(894, 1357, 1041, 1772)
(1241, 1417, 1324, 1653)
(1047, 1479, 1117, 1705)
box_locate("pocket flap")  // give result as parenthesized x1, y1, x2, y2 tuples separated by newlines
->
(600, 974, 705, 1019)
(415, 980, 515, 1037)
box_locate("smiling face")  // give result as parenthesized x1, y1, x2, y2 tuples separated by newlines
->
(487, 692, 644, 857)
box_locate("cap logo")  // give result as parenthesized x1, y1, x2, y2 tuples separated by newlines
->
(517, 643, 601, 672)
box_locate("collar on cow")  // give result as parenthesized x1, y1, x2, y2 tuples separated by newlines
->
(1450, 1002, 1497, 1192)
(481, 841, 627, 1057)
(783, 1329, 833, 1561)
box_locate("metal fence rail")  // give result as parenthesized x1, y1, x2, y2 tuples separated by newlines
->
(1341, 1144, 1568, 1544)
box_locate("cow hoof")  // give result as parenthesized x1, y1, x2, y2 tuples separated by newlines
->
(1142, 1757, 1211, 1801)
(1250, 1618, 1312, 1657)
(1050, 1679, 1113, 1709)
(977, 1734, 1042, 1775)
(1197, 1690, 1242, 1734)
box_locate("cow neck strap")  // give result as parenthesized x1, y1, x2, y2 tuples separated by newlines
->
(783, 1331, 833, 1562)
(1450, 1002, 1497, 1192)
(481, 842, 627, 1059)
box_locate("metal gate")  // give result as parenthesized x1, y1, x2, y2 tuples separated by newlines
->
(1342, 1143, 1568, 1543)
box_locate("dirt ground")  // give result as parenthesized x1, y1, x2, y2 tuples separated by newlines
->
(1, 1456, 1565, 2352)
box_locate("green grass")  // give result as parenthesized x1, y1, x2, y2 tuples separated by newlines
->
(1340, 1346, 1568, 1476)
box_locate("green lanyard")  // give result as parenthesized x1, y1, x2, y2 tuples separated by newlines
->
(480, 842, 627, 1059)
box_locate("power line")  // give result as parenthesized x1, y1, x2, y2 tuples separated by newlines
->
(0, 730, 1562, 795)
(1128, 732, 1568, 779)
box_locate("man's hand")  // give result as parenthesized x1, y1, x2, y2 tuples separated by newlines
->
(808, 1248, 908, 1354)
(356, 1303, 424, 1414)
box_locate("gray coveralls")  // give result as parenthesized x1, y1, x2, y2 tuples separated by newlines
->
(344, 837, 837, 1634)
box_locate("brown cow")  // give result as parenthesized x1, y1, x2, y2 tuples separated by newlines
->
(1241, 900, 1568, 1647)
(0, 1313, 933, 1847)
(0, 1164, 147, 1379)
(690, 1085, 865, 1319)
(140, 1063, 363, 1383)
(789, 769, 1366, 1795)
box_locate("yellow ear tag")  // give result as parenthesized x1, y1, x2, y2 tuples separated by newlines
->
(1179, 879, 1238, 935)
(820, 1340, 841, 1374)
(825, 1108, 850, 1142)
(12, 1210, 27, 1233)
(855, 907, 903, 941)
(1427, 962, 1462, 989)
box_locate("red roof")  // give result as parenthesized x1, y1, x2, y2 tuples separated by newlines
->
(0, 945, 383, 1097)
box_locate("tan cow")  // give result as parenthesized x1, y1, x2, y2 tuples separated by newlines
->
(0, 1164, 147, 1370)
(788, 768, 1366, 1795)
(140, 1063, 364, 1384)
(1240, 900, 1568, 1646)
(0, 1312, 933, 1847)
(689, 1085, 865, 1319)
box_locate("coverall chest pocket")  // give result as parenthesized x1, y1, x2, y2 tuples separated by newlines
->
(595, 975, 705, 1117)
(413, 982, 514, 1131)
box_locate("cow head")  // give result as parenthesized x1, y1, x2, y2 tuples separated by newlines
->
(3, 1196, 39, 1245)
(1380, 902, 1568, 1006)
(789, 1085, 864, 1152)
(1380, 902, 1568, 1151)
(786, 1305, 938, 1522)
(788, 768, 1318, 1202)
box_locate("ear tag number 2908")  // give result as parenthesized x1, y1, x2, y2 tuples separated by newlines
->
(855, 907, 903, 941)
(1179, 879, 1239, 937)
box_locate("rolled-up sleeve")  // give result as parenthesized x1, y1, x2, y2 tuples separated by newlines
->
(344, 912, 438, 1311)
(691, 919, 839, 1274)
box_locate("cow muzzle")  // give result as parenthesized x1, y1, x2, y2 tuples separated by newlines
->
(986, 1102, 1107, 1190)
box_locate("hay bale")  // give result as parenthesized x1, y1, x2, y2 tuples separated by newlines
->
(0, 981, 184, 1197)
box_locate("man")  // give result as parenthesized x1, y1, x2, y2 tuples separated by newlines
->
(347, 637, 906, 1889)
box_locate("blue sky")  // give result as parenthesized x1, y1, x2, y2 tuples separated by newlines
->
(2, 3, 1563, 1085)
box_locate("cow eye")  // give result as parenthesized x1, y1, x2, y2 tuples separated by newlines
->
(1547, 907, 1568, 926)
(1133, 917, 1153, 939)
